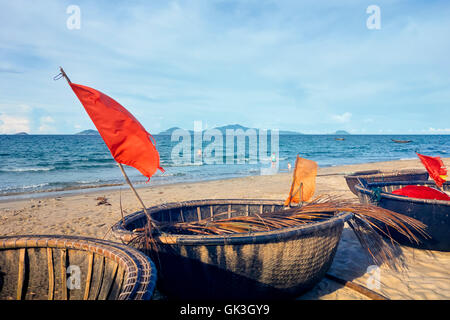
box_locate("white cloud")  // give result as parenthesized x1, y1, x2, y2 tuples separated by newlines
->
(0, 114, 30, 134)
(428, 127, 450, 133)
(41, 116, 54, 123)
(331, 112, 352, 123)
(1, 1, 450, 133)
(38, 116, 56, 133)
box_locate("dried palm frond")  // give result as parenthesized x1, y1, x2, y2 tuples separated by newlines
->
(285, 195, 429, 243)
(272, 196, 428, 270)
(346, 214, 405, 270)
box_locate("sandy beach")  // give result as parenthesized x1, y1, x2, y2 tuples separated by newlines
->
(1, 158, 449, 300)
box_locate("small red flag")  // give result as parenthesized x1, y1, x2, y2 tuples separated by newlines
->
(70, 83, 164, 180)
(416, 153, 447, 188)
(392, 185, 450, 201)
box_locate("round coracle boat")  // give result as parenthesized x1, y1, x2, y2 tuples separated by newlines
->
(0, 235, 157, 300)
(345, 169, 429, 195)
(112, 199, 353, 300)
(355, 181, 450, 251)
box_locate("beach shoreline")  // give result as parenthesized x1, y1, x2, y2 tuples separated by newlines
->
(1, 157, 445, 202)
(0, 157, 449, 300)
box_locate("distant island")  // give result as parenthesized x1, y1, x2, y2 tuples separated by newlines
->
(334, 130, 350, 135)
(158, 127, 185, 135)
(158, 124, 303, 135)
(14, 132, 29, 135)
(76, 129, 100, 135)
(76, 127, 347, 136)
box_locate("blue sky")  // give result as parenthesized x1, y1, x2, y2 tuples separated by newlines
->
(0, 0, 449, 134)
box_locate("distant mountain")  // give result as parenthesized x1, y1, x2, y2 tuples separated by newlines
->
(334, 130, 350, 135)
(279, 130, 304, 135)
(215, 124, 249, 132)
(215, 124, 303, 135)
(157, 124, 303, 135)
(76, 129, 99, 135)
(157, 127, 189, 135)
(14, 132, 29, 135)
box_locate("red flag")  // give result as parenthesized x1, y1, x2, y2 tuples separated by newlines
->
(392, 185, 450, 201)
(416, 153, 447, 188)
(70, 83, 164, 180)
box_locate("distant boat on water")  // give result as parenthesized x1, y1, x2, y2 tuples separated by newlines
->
(335, 138, 345, 141)
(392, 139, 412, 143)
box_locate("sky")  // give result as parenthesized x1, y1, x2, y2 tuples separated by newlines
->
(0, 0, 449, 135)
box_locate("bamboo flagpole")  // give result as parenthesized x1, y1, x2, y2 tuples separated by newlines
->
(117, 162, 155, 229)
(56, 67, 156, 234)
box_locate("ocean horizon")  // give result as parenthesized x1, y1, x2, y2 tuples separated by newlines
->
(0, 133, 448, 199)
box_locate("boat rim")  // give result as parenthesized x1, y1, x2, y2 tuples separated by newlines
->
(355, 180, 450, 206)
(344, 168, 427, 178)
(112, 199, 354, 246)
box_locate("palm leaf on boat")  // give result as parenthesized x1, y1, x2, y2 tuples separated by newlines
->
(154, 195, 428, 269)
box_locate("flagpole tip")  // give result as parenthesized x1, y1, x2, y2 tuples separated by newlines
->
(58, 67, 72, 84)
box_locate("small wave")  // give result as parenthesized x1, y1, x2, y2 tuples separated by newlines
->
(75, 179, 101, 184)
(0, 183, 50, 192)
(0, 181, 124, 196)
(158, 172, 186, 177)
(260, 156, 288, 161)
(161, 162, 204, 167)
(72, 163, 117, 169)
(50, 163, 117, 171)
(0, 166, 55, 172)
(22, 183, 50, 189)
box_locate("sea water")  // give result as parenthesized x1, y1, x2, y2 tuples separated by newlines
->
(0, 134, 448, 198)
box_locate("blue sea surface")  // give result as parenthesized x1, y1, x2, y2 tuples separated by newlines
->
(0, 134, 448, 198)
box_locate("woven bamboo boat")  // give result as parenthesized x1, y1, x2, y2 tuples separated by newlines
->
(345, 169, 429, 195)
(0, 235, 157, 300)
(355, 181, 450, 251)
(112, 199, 353, 300)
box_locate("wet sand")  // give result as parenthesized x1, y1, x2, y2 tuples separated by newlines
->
(0, 158, 449, 300)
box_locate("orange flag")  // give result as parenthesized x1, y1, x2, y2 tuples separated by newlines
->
(416, 153, 447, 188)
(70, 83, 164, 180)
(284, 155, 318, 206)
